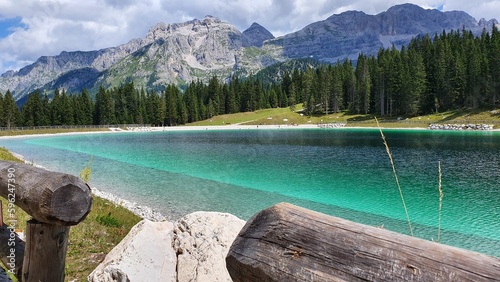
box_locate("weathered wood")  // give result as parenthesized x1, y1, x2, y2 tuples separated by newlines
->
(227, 202, 500, 282)
(0, 223, 24, 280)
(0, 161, 92, 225)
(22, 220, 70, 282)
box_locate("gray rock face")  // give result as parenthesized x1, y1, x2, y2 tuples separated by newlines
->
(95, 16, 274, 90)
(1, 4, 497, 101)
(242, 22, 275, 47)
(265, 3, 496, 62)
(88, 220, 177, 282)
(88, 212, 246, 282)
(0, 16, 278, 100)
(173, 212, 246, 282)
(0, 39, 145, 100)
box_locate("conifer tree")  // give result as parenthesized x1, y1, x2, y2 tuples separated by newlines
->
(184, 83, 199, 122)
(164, 86, 178, 126)
(51, 89, 62, 125)
(3, 90, 19, 129)
(94, 86, 115, 125)
(59, 89, 74, 125)
(137, 87, 147, 124)
(0, 92, 4, 127)
(342, 59, 355, 114)
(354, 54, 371, 114)
(80, 88, 94, 125)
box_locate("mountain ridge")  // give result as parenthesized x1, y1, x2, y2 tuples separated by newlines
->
(265, 3, 498, 62)
(1, 3, 498, 101)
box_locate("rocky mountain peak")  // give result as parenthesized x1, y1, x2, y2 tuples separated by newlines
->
(266, 3, 494, 62)
(242, 22, 274, 47)
(145, 16, 231, 43)
(1, 4, 498, 101)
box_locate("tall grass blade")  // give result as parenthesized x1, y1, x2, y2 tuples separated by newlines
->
(79, 155, 94, 183)
(375, 117, 414, 237)
(437, 160, 443, 243)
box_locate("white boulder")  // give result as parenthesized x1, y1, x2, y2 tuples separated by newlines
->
(88, 220, 176, 282)
(173, 212, 246, 282)
(88, 211, 246, 282)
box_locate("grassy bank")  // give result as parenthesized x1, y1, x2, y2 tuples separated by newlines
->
(190, 105, 500, 129)
(0, 147, 142, 281)
(0, 127, 109, 137)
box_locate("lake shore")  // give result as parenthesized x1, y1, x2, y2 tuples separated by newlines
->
(7, 150, 167, 222)
(2, 123, 498, 141)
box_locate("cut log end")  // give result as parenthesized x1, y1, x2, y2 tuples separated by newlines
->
(44, 182, 93, 225)
(0, 161, 93, 225)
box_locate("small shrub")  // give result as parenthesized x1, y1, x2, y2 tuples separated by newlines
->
(96, 212, 122, 228)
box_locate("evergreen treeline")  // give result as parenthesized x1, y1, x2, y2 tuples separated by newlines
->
(297, 26, 500, 116)
(0, 27, 498, 128)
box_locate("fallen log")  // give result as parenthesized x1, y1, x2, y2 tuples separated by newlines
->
(226, 202, 500, 281)
(0, 160, 92, 226)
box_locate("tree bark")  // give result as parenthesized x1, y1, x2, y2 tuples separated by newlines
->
(227, 202, 500, 282)
(22, 220, 70, 282)
(0, 161, 92, 226)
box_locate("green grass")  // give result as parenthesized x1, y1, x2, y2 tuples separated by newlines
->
(190, 107, 301, 126)
(189, 105, 500, 129)
(0, 127, 109, 137)
(0, 147, 23, 162)
(0, 148, 141, 281)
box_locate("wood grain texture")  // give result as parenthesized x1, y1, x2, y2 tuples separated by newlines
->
(227, 202, 500, 282)
(22, 220, 70, 282)
(0, 161, 92, 225)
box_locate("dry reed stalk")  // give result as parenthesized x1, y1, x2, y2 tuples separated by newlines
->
(375, 117, 414, 237)
(437, 160, 443, 243)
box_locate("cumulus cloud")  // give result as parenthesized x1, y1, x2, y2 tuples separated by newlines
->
(0, 0, 498, 73)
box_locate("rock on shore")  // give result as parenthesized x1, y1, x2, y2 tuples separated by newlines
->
(88, 212, 245, 282)
(428, 123, 494, 130)
(88, 220, 176, 282)
(173, 212, 246, 282)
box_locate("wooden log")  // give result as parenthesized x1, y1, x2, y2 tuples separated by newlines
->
(22, 220, 70, 282)
(0, 222, 25, 280)
(0, 161, 92, 225)
(226, 202, 500, 282)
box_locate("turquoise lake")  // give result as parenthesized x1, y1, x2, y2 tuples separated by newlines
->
(0, 128, 499, 257)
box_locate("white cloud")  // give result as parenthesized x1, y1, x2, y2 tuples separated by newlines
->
(0, 0, 498, 74)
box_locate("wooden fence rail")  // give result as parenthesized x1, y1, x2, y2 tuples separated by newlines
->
(0, 161, 92, 281)
(227, 202, 500, 281)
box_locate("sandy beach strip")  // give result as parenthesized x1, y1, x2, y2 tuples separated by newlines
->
(2, 123, 499, 140)
(0, 124, 320, 139)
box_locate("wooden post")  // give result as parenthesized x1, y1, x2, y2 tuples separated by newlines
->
(22, 220, 70, 282)
(227, 202, 500, 282)
(0, 160, 93, 280)
(0, 161, 92, 225)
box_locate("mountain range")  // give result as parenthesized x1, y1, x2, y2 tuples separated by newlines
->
(1, 3, 498, 102)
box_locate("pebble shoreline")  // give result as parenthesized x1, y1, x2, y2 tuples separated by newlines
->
(90, 187, 167, 222)
(428, 123, 494, 130)
(10, 152, 168, 222)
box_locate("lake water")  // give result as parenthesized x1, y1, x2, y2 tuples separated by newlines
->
(0, 128, 499, 257)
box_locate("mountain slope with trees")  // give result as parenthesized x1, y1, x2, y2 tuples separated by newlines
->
(1, 4, 497, 102)
(1, 25, 498, 128)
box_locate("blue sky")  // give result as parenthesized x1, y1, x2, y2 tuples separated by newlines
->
(0, 0, 498, 74)
(0, 17, 26, 38)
